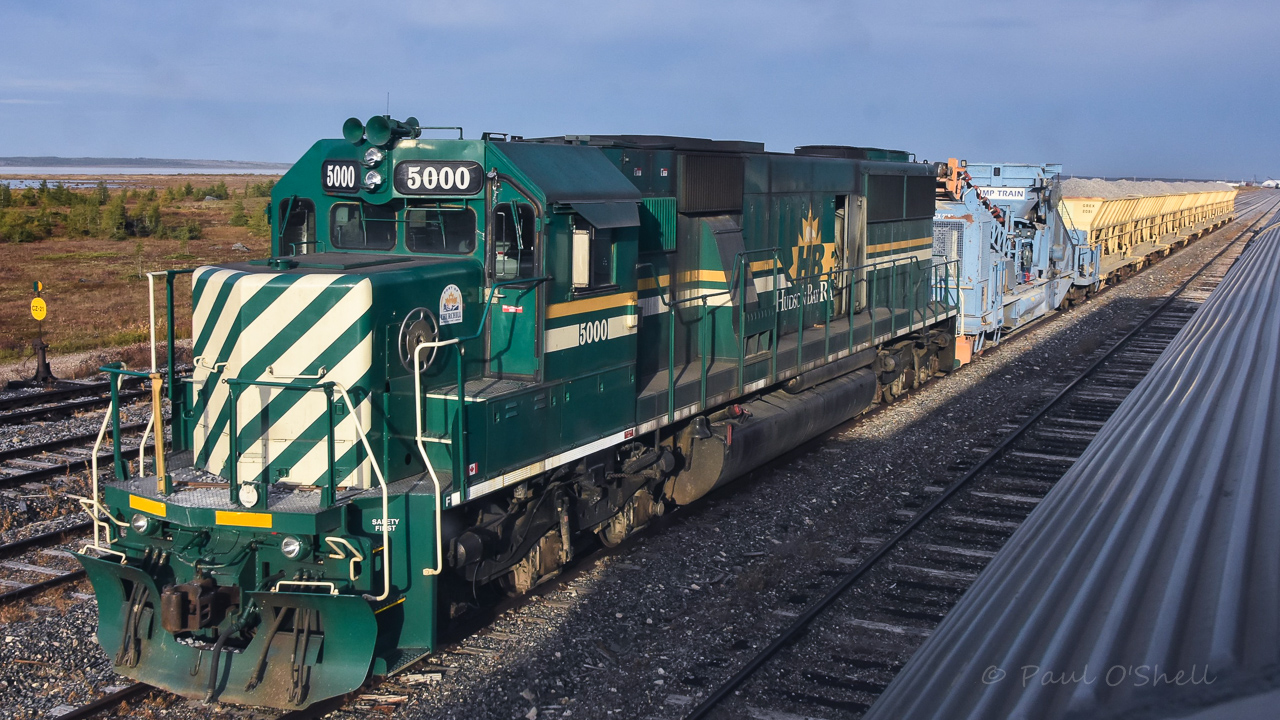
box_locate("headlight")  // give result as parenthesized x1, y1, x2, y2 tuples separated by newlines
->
(280, 535, 309, 560)
(238, 484, 259, 508)
(362, 147, 385, 167)
(130, 513, 157, 536)
(363, 170, 383, 190)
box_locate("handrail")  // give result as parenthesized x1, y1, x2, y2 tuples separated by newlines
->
(413, 341, 450, 578)
(331, 380, 392, 601)
(79, 399, 130, 556)
(408, 275, 551, 567)
(222, 377, 343, 506)
(146, 268, 195, 412)
(637, 251, 958, 424)
(221, 374, 393, 602)
(101, 365, 149, 481)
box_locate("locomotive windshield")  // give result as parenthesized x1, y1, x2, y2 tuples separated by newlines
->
(330, 202, 397, 250)
(406, 205, 476, 254)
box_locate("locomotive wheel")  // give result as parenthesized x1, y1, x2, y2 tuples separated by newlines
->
(880, 370, 907, 403)
(500, 528, 565, 596)
(598, 488, 660, 547)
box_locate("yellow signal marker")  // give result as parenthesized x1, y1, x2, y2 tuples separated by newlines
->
(30, 297, 46, 322)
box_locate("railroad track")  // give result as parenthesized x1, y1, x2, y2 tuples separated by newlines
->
(0, 381, 108, 413)
(0, 366, 190, 426)
(0, 381, 151, 427)
(686, 195, 1280, 720)
(32, 203, 1275, 720)
(0, 421, 154, 490)
(0, 522, 156, 716)
(0, 522, 94, 607)
(0, 427, 159, 603)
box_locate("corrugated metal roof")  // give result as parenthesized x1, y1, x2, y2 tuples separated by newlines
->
(865, 226, 1280, 720)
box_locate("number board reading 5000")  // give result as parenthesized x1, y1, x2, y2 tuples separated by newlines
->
(394, 161, 483, 195)
(322, 160, 361, 194)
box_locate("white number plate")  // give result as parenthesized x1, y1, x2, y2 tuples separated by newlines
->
(394, 161, 483, 196)
(321, 160, 360, 194)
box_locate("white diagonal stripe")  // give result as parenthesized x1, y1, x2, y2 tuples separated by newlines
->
(225, 327, 373, 484)
(197, 273, 345, 467)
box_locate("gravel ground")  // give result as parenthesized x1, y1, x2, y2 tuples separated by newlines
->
(0, 401, 156, 539)
(0, 340, 193, 388)
(0, 217, 1253, 720)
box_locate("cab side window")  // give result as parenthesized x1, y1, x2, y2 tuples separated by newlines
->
(279, 198, 316, 255)
(572, 218, 615, 291)
(492, 203, 536, 279)
(406, 205, 476, 254)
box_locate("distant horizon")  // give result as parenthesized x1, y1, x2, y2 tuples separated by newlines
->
(0, 156, 292, 169)
(0, 156, 1266, 184)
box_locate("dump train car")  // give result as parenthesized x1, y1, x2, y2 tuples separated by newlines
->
(935, 167, 1234, 361)
(72, 120, 960, 708)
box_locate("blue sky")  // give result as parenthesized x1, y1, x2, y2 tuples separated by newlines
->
(0, 1, 1271, 180)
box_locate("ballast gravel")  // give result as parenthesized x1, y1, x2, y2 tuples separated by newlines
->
(0, 402, 156, 539)
(0, 208, 1262, 720)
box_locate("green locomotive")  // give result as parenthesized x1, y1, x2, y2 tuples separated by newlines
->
(74, 117, 958, 708)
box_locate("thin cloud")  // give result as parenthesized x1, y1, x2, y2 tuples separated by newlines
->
(0, 0, 1274, 178)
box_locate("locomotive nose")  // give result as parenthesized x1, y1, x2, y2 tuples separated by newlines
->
(76, 548, 380, 708)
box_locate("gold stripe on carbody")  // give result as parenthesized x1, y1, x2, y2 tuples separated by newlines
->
(638, 275, 670, 291)
(374, 597, 407, 614)
(545, 292, 638, 319)
(868, 236, 933, 253)
(677, 269, 727, 283)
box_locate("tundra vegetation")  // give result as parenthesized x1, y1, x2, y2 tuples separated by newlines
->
(0, 175, 279, 363)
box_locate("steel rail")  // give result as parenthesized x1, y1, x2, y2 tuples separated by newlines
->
(0, 389, 150, 426)
(684, 194, 1280, 720)
(0, 421, 148, 464)
(0, 381, 109, 413)
(53, 683, 154, 720)
(0, 439, 155, 490)
(0, 568, 87, 606)
(0, 520, 93, 557)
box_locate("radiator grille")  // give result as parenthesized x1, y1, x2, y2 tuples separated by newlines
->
(933, 220, 964, 259)
(678, 154, 744, 214)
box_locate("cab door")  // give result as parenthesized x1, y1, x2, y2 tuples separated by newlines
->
(486, 184, 541, 378)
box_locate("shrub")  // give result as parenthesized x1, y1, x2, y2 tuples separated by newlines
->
(246, 178, 276, 197)
(0, 209, 46, 243)
(100, 196, 128, 240)
(229, 200, 248, 226)
(65, 204, 101, 237)
(247, 202, 271, 237)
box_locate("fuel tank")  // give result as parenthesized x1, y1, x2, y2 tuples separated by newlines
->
(670, 368, 877, 505)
